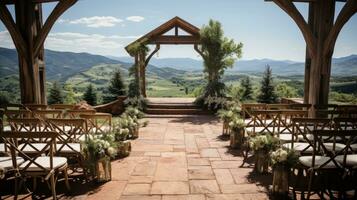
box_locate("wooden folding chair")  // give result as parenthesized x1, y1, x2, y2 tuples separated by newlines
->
(290, 103, 312, 111)
(4, 110, 32, 119)
(284, 118, 332, 155)
(279, 110, 308, 142)
(32, 110, 64, 119)
(266, 104, 291, 110)
(299, 130, 357, 199)
(47, 119, 87, 173)
(49, 104, 75, 110)
(80, 113, 112, 134)
(24, 104, 48, 111)
(65, 110, 96, 119)
(241, 103, 266, 127)
(249, 110, 281, 136)
(1, 131, 70, 200)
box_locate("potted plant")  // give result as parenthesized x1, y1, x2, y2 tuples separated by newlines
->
(270, 147, 298, 195)
(217, 109, 234, 135)
(118, 114, 140, 139)
(228, 116, 245, 149)
(112, 126, 132, 158)
(249, 133, 279, 173)
(82, 134, 117, 182)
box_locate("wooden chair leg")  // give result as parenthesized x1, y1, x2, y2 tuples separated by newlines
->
(307, 170, 314, 200)
(63, 168, 71, 191)
(50, 174, 57, 200)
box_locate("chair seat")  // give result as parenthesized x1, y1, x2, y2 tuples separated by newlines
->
(18, 143, 49, 153)
(336, 154, 357, 167)
(299, 156, 339, 169)
(3, 126, 11, 131)
(351, 144, 357, 151)
(0, 157, 24, 170)
(283, 142, 313, 153)
(0, 143, 5, 153)
(20, 156, 67, 171)
(56, 143, 81, 153)
(279, 134, 293, 142)
(323, 143, 346, 151)
(297, 134, 313, 141)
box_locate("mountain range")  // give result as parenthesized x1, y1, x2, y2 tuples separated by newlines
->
(111, 54, 357, 76)
(1, 47, 357, 81)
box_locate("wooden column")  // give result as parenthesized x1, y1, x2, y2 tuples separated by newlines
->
(303, 2, 314, 104)
(15, 1, 41, 104)
(308, 0, 335, 108)
(139, 51, 146, 97)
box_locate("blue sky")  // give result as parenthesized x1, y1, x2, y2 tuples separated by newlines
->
(0, 0, 356, 61)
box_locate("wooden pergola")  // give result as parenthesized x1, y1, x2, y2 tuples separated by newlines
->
(125, 16, 202, 97)
(267, 0, 357, 112)
(0, 0, 77, 104)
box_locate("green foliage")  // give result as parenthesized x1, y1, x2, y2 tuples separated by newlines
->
(0, 91, 10, 106)
(123, 106, 145, 119)
(128, 80, 141, 98)
(83, 84, 97, 105)
(198, 19, 243, 100)
(82, 134, 117, 161)
(126, 38, 149, 55)
(276, 83, 298, 99)
(249, 133, 279, 152)
(240, 77, 253, 101)
(63, 83, 76, 104)
(329, 92, 357, 104)
(104, 69, 126, 103)
(124, 96, 147, 111)
(228, 116, 245, 131)
(257, 65, 278, 103)
(48, 81, 64, 105)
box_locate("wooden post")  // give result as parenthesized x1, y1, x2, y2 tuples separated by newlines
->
(139, 51, 146, 97)
(303, 2, 314, 104)
(15, 1, 41, 104)
(308, 0, 335, 110)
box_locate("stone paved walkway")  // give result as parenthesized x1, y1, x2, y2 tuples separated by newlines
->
(88, 115, 269, 200)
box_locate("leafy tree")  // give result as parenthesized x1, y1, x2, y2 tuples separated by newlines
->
(199, 19, 243, 98)
(257, 65, 278, 103)
(276, 83, 298, 98)
(48, 81, 64, 105)
(83, 84, 97, 105)
(104, 69, 126, 103)
(240, 76, 253, 101)
(63, 83, 76, 104)
(0, 91, 10, 105)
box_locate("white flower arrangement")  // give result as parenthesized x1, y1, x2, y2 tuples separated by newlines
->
(228, 117, 245, 131)
(82, 134, 117, 161)
(249, 134, 279, 152)
(270, 147, 298, 168)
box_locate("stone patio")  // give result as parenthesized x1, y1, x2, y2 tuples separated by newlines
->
(1, 115, 271, 200)
(91, 115, 270, 200)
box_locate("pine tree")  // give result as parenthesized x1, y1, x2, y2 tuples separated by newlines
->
(48, 81, 64, 105)
(103, 69, 126, 103)
(257, 65, 277, 103)
(64, 83, 76, 104)
(83, 84, 97, 105)
(240, 76, 253, 101)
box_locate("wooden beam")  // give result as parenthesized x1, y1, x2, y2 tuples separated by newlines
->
(271, 0, 317, 57)
(323, 0, 357, 56)
(33, 0, 77, 56)
(3, 0, 60, 4)
(150, 36, 200, 44)
(0, 2, 28, 60)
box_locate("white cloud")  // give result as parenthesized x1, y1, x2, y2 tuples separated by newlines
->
(126, 16, 145, 22)
(0, 31, 15, 48)
(69, 16, 123, 28)
(45, 32, 141, 56)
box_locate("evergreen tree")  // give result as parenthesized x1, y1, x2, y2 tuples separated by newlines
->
(64, 83, 76, 104)
(48, 81, 64, 105)
(103, 69, 126, 103)
(240, 76, 253, 101)
(83, 84, 97, 105)
(257, 65, 277, 103)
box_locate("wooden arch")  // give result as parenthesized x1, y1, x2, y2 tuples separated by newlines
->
(125, 16, 202, 97)
(0, 0, 77, 104)
(266, 0, 357, 115)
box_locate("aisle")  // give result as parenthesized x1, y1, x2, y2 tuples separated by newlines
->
(92, 115, 269, 200)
